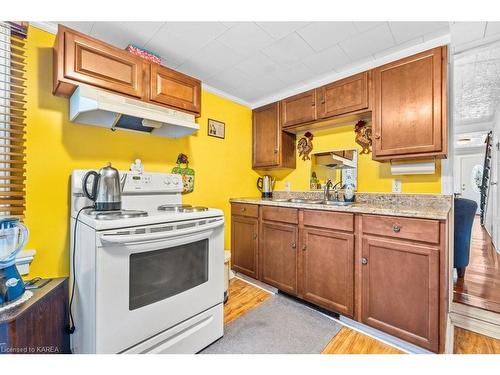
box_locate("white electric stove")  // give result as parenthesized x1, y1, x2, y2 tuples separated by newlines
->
(70, 169, 224, 354)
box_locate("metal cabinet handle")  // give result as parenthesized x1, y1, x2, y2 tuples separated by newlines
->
(361, 258, 368, 265)
(393, 224, 401, 233)
(274, 149, 278, 154)
(241, 207, 246, 212)
(302, 244, 306, 251)
(253, 233, 257, 240)
(291, 242, 296, 249)
(374, 134, 381, 139)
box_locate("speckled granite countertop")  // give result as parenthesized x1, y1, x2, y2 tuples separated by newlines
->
(230, 192, 452, 220)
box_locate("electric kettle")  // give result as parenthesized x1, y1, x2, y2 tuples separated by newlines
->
(257, 175, 276, 198)
(0, 217, 29, 306)
(82, 163, 122, 211)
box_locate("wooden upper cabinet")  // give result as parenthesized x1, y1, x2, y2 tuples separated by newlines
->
(300, 227, 354, 317)
(361, 236, 439, 352)
(53, 25, 202, 116)
(149, 64, 201, 114)
(281, 89, 317, 128)
(317, 72, 369, 119)
(54, 25, 147, 99)
(253, 103, 296, 169)
(372, 46, 447, 160)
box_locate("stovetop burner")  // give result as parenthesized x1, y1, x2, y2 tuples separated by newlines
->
(87, 209, 149, 220)
(157, 204, 208, 213)
(158, 204, 192, 212)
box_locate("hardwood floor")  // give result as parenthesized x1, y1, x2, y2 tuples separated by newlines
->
(453, 216, 500, 313)
(225, 277, 500, 354)
(224, 278, 272, 325)
(321, 327, 403, 354)
(454, 327, 500, 354)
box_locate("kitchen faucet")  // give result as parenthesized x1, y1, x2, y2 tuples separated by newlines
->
(324, 179, 333, 201)
(324, 180, 342, 201)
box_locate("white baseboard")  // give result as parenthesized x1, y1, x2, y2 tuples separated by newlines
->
(450, 302, 500, 339)
(338, 316, 433, 354)
(233, 273, 277, 295)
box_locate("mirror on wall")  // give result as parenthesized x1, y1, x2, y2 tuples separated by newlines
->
(309, 149, 358, 191)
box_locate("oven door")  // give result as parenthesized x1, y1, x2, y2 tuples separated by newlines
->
(94, 216, 224, 353)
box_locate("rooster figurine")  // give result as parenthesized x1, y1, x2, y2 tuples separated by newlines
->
(298, 131, 314, 161)
(355, 120, 372, 154)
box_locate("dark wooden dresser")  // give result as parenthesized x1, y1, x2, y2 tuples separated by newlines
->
(0, 278, 70, 354)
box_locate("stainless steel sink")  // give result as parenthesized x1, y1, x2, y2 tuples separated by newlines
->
(271, 198, 354, 206)
(287, 198, 323, 204)
(321, 200, 354, 206)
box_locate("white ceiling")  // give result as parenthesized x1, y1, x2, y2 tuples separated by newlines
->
(454, 40, 500, 126)
(55, 21, 455, 107)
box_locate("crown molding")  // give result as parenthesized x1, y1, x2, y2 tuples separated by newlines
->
(249, 33, 451, 109)
(29, 21, 451, 111)
(30, 21, 57, 34)
(201, 83, 251, 108)
(29, 21, 251, 108)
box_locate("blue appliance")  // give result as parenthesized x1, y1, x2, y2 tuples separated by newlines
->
(0, 217, 29, 306)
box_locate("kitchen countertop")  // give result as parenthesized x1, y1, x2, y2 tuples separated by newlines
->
(230, 192, 452, 220)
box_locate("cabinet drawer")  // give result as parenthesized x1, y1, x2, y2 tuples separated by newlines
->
(261, 206, 298, 224)
(303, 210, 354, 232)
(362, 215, 440, 244)
(231, 203, 259, 218)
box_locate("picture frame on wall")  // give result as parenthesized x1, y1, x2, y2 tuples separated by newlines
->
(208, 118, 225, 139)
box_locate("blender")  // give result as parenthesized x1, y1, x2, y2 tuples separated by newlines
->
(0, 217, 29, 306)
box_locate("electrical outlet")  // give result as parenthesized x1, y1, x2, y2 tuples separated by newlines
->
(284, 181, 291, 192)
(392, 179, 402, 193)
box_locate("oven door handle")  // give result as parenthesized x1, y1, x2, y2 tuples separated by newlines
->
(99, 219, 224, 244)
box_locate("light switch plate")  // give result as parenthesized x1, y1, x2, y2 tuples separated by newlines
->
(392, 179, 402, 193)
(284, 181, 291, 192)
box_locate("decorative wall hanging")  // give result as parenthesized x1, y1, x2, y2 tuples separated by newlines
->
(354, 120, 372, 154)
(126, 44, 161, 64)
(208, 118, 225, 139)
(172, 153, 195, 193)
(298, 131, 314, 161)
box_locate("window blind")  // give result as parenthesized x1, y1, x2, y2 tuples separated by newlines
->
(0, 22, 27, 217)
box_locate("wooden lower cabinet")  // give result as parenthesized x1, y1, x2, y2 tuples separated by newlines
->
(260, 221, 298, 295)
(299, 228, 354, 317)
(231, 215, 259, 279)
(230, 203, 445, 352)
(361, 236, 440, 352)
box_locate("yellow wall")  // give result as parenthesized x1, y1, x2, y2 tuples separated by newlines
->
(25, 26, 259, 278)
(270, 124, 441, 193)
(24, 26, 441, 279)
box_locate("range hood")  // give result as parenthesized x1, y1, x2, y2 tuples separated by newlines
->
(314, 151, 357, 169)
(69, 85, 199, 138)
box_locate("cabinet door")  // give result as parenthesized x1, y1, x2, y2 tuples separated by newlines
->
(260, 221, 298, 294)
(149, 64, 201, 114)
(372, 47, 446, 160)
(300, 228, 354, 316)
(361, 237, 439, 352)
(253, 103, 281, 168)
(317, 72, 368, 119)
(281, 89, 317, 128)
(231, 216, 259, 278)
(63, 29, 146, 98)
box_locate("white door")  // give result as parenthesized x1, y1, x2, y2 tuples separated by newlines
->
(457, 154, 484, 212)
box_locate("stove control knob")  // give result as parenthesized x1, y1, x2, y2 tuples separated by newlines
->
(164, 177, 171, 185)
(173, 177, 180, 185)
